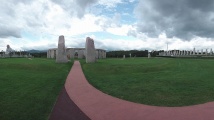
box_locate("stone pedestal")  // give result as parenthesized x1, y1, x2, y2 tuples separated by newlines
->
(56, 35, 68, 63)
(85, 37, 96, 63)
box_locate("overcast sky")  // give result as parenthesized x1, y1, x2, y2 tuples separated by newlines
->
(1, 0, 214, 51)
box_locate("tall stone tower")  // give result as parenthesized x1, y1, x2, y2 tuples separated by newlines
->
(85, 37, 96, 63)
(56, 35, 68, 63)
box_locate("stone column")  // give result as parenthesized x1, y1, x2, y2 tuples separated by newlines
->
(85, 37, 96, 63)
(205, 49, 208, 55)
(52, 50, 55, 58)
(173, 50, 176, 56)
(205, 49, 208, 56)
(210, 49, 213, 55)
(56, 35, 68, 63)
(148, 52, 151, 58)
(193, 48, 195, 55)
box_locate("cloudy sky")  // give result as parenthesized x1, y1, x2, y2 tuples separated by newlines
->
(1, 0, 214, 51)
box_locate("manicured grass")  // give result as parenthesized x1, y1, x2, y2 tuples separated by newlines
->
(81, 58, 214, 107)
(0, 58, 72, 120)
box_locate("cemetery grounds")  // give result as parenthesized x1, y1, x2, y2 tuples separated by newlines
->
(81, 57, 214, 107)
(1, 57, 214, 120)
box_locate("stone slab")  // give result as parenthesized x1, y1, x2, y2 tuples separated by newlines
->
(56, 35, 68, 63)
(85, 37, 96, 63)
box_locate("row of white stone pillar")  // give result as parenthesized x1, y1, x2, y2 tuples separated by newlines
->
(159, 48, 214, 56)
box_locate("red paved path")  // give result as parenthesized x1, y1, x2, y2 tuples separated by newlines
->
(64, 61, 214, 120)
(49, 87, 90, 120)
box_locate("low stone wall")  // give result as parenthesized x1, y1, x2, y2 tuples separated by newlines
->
(0, 54, 32, 58)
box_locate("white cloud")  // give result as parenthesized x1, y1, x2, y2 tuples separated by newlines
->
(1, 0, 214, 53)
(98, 0, 123, 8)
(51, 0, 97, 18)
(106, 25, 133, 36)
(0, 38, 13, 51)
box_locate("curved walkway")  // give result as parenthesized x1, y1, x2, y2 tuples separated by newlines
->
(49, 86, 90, 120)
(57, 61, 214, 120)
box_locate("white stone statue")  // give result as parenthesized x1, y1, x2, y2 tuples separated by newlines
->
(5, 45, 14, 54)
(193, 48, 195, 55)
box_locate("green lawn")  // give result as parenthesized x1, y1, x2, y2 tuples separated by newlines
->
(81, 58, 214, 107)
(0, 58, 72, 120)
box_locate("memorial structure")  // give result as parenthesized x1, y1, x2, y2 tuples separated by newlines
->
(85, 37, 96, 63)
(56, 35, 68, 63)
(158, 48, 214, 58)
(47, 36, 106, 60)
(0, 45, 32, 58)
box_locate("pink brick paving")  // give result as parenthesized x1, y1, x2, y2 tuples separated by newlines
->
(52, 61, 214, 120)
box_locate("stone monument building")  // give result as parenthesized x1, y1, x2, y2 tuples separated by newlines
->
(47, 36, 106, 60)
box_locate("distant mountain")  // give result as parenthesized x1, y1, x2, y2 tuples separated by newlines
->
(27, 49, 47, 53)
